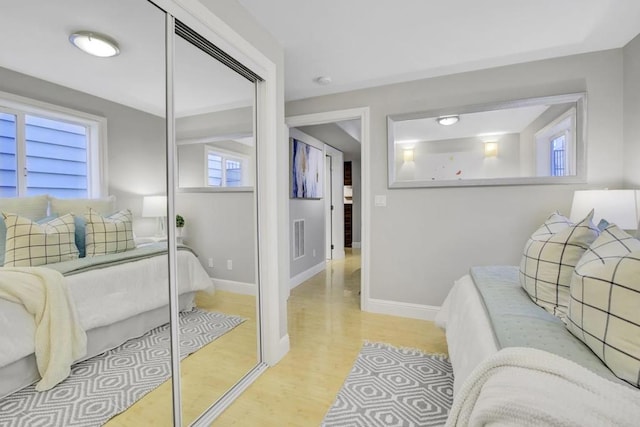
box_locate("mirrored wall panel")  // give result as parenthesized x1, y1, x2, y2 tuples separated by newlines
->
(1, 1, 262, 426)
(173, 21, 260, 426)
(0, 0, 175, 425)
(388, 93, 587, 187)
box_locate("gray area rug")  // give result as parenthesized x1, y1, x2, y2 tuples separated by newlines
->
(0, 309, 245, 427)
(322, 342, 454, 427)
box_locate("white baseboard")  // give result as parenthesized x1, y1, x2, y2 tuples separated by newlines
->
(211, 278, 256, 296)
(289, 261, 326, 289)
(366, 298, 440, 321)
(351, 241, 361, 248)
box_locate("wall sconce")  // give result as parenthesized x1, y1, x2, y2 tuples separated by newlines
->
(484, 142, 498, 157)
(403, 149, 414, 162)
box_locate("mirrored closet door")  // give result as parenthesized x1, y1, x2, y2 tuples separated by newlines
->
(172, 18, 261, 426)
(0, 0, 263, 425)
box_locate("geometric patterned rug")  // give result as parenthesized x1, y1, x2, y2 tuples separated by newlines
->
(321, 342, 454, 427)
(0, 309, 245, 427)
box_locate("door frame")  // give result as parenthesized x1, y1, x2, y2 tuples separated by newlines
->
(286, 107, 371, 312)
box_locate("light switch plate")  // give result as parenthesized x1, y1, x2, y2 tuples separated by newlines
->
(374, 195, 387, 207)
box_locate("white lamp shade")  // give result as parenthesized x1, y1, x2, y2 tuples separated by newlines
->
(142, 195, 167, 218)
(570, 190, 639, 230)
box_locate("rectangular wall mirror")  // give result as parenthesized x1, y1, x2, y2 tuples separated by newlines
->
(387, 92, 587, 188)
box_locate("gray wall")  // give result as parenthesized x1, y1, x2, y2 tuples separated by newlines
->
(624, 33, 640, 186)
(287, 49, 625, 306)
(176, 192, 256, 284)
(289, 128, 326, 277)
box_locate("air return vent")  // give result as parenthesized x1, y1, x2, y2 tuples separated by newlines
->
(293, 219, 305, 260)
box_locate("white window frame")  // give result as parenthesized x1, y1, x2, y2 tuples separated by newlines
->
(0, 90, 108, 197)
(205, 146, 250, 188)
(534, 107, 576, 177)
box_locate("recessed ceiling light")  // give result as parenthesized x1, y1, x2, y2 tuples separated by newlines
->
(69, 31, 120, 58)
(436, 115, 459, 126)
(314, 76, 332, 85)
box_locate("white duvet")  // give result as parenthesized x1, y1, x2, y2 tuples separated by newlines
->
(446, 347, 640, 427)
(0, 250, 213, 370)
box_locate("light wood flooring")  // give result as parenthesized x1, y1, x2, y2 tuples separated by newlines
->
(106, 249, 447, 426)
(213, 249, 447, 426)
(105, 290, 258, 427)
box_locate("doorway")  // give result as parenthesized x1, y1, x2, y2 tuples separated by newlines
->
(286, 108, 370, 311)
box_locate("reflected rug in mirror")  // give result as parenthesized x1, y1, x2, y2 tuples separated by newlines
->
(322, 342, 454, 427)
(0, 308, 245, 427)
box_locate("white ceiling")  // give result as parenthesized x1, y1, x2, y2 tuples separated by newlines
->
(0, 0, 253, 118)
(393, 105, 549, 144)
(237, 0, 640, 101)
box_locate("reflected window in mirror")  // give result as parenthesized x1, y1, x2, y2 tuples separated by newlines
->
(387, 93, 586, 188)
(0, 95, 106, 198)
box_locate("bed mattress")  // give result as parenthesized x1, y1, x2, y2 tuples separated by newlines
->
(0, 248, 213, 398)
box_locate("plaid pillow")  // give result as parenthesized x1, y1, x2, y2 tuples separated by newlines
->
(567, 224, 640, 387)
(2, 212, 79, 266)
(84, 208, 135, 257)
(520, 211, 599, 320)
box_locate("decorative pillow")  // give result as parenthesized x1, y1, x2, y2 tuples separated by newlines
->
(50, 196, 116, 258)
(2, 213, 79, 266)
(0, 195, 50, 265)
(567, 224, 640, 387)
(520, 211, 599, 320)
(84, 208, 135, 257)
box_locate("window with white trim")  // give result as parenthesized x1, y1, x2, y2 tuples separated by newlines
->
(534, 107, 576, 177)
(0, 93, 106, 198)
(207, 149, 247, 187)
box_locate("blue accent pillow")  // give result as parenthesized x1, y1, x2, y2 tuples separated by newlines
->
(74, 215, 86, 258)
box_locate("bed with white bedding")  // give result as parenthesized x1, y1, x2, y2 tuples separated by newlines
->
(0, 243, 213, 399)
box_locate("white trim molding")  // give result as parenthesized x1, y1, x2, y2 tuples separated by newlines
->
(289, 261, 326, 289)
(351, 242, 361, 248)
(367, 298, 440, 321)
(212, 278, 256, 296)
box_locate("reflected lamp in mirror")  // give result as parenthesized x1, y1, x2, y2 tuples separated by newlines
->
(570, 189, 640, 230)
(387, 92, 587, 188)
(142, 195, 167, 237)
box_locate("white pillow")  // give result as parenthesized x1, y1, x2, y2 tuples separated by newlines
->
(2, 213, 79, 266)
(567, 224, 640, 387)
(520, 211, 599, 320)
(0, 195, 49, 219)
(84, 208, 135, 257)
(49, 195, 116, 216)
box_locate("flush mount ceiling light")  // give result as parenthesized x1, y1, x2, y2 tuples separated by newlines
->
(69, 31, 120, 58)
(313, 76, 332, 86)
(436, 115, 460, 126)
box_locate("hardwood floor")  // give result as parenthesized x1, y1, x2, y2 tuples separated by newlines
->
(107, 249, 447, 426)
(213, 249, 448, 426)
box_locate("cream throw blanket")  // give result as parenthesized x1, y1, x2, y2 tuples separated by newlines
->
(446, 347, 640, 426)
(0, 267, 87, 391)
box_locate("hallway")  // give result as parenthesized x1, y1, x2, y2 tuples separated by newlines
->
(214, 249, 447, 425)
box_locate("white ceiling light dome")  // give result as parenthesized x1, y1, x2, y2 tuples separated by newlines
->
(314, 76, 332, 85)
(436, 115, 459, 126)
(69, 31, 120, 58)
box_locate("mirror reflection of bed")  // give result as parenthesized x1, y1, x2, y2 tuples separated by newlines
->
(0, 0, 260, 425)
